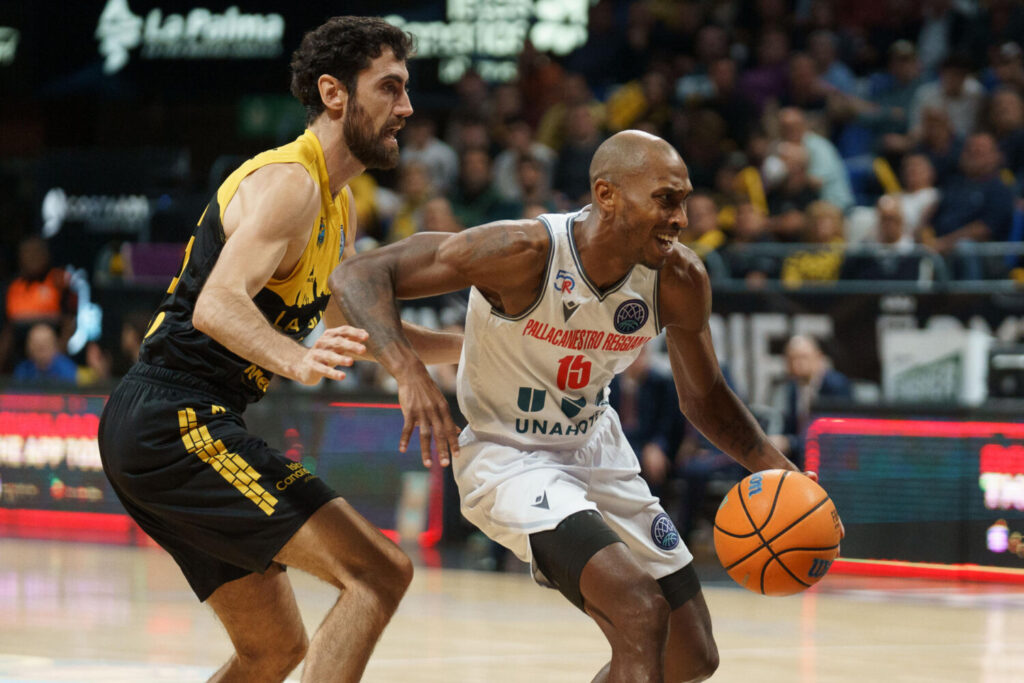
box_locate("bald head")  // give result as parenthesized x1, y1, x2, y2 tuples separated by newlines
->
(589, 130, 682, 187)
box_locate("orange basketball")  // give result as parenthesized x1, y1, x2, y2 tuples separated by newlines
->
(713, 469, 842, 596)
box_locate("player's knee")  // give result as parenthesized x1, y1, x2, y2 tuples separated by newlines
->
(234, 626, 308, 679)
(612, 578, 671, 640)
(361, 545, 413, 611)
(279, 630, 310, 674)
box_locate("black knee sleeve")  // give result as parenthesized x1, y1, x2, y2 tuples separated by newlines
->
(658, 563, 702, 610)
(529, 510, 622, 611)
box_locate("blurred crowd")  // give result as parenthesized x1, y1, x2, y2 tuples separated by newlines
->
(344, 0, 1024, 288)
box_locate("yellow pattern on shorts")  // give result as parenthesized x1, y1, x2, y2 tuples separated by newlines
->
(177, 407, 278, 516)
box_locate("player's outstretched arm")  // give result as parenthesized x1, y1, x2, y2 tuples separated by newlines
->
(193, 164, 367, 385)
(330, 220, 548, 466)
(659, 249, 803, 475)
(323, 187, 464, 367)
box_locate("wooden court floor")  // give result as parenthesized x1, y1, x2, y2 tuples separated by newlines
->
(1, 538, 1024, 682)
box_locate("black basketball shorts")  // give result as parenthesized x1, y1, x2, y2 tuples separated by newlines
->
(98, 363, 339, 601)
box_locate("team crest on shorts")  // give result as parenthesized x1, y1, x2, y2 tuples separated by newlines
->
(651, 513, 680, 550)
(614, 299, 649, 334)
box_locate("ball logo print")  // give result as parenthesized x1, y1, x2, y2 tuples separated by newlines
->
(613, 299, 648, 334)
(651, 513, 680, 550)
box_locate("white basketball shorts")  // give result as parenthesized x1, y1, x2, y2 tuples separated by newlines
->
(453, 410, 693, 583)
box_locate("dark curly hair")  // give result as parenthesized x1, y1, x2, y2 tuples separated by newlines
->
(290, 16, 414, 125)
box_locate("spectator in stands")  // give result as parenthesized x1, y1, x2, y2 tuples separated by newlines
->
(535, 73, 605, 153)
(608, 345, 683, 502)
(0, 236, 76, 374)
(808, 30, 858, 95)
(400, 118, 457, 194)
(513, 155, 557, 214)
(12, 323, 78, 385)
(982, 41, 1024, 94)
(447, 148, 518, 229)
(673, 108, 730, 191)
(777, 107, 854, 211)
(384, 162, 435, 244)
(768, 334, 852, 468)
(552, 104, 604, 206)
(675, 25, 731, 105)
(421, 197, 462, 234)
(111, 311, 150, 377)
(681, 192, 726, 260)
(916, 0, 973, 75)
(606, 69, 674, 136)
(987, 88, 1024, 182)
(897, 154, 942, 238)
(919, 132, 1015, 277)
(910, 52, 984, 139)
(779, 53, 830, 119)
(723, 201, 779, 286)
(849, 40, 924, 153)
(964, 5, 1024, 68)
(698, 57, 758, 151)
(905, 105, 964, 187)
(765, 141, 820, 239)
(740, 28, 792, 113)
(487, 83, 525, 149)
(491, 119, 555, 203)
(781, 200, 845, 287)
(841, 195, 933, 281)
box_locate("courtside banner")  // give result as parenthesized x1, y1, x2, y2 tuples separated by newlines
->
(0, 390, 442, 546)
(706, 290, 1024, 405)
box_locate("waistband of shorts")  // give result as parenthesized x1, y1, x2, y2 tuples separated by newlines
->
(126, 362, 248, 413)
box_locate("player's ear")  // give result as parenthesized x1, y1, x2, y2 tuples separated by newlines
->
(592, 178, 616, 220)
(317, 74, 348, 118)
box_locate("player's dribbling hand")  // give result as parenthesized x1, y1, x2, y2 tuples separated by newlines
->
(394, 363, 461, 468)
(294, 326, 368, 385)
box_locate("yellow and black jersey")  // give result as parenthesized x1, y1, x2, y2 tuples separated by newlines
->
(139, 130, 351, 404)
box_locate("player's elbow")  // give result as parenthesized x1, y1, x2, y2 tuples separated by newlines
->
(191, 289, 219, 336)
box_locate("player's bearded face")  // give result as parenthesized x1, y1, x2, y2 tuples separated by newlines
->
(343, 95, 402, 170)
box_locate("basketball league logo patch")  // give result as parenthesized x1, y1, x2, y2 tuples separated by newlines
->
(651, 513, 680, 550)
(613, 299, 648, 334)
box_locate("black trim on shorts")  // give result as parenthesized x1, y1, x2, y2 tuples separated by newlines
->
(658, 563, 701, 610)
(529, 509, 623, 611)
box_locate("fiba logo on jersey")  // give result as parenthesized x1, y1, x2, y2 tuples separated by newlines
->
(613, 299, 648, 334)
(651, 513, 680, 550)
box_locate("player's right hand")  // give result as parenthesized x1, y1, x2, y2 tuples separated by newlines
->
(293, 325, 368, 385)
(394, 362, 461, 468)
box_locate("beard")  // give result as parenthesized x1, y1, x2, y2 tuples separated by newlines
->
(343, 97, 401, 170)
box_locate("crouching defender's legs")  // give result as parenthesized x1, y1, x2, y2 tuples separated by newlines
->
(207, 498, 413, 683)
(530, 510, 718, 683)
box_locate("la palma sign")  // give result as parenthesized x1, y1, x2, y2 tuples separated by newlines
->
(96, 0, 284, 74)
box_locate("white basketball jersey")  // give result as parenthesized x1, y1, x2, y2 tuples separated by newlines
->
(457, 209, 662, 450)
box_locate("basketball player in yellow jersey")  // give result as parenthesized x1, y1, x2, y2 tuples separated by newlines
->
(98, 17, 462, 683)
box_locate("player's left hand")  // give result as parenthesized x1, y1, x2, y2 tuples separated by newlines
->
(394, 362, 461, 468)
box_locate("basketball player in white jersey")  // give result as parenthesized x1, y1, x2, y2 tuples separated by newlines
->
(331, 130, 811, 682)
